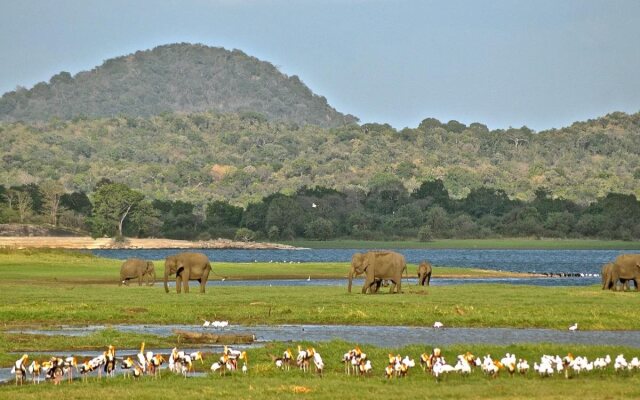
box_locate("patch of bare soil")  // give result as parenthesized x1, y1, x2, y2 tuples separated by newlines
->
(0, 236, 301, 250)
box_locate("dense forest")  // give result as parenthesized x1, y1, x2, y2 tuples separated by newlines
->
(0, 43, 356, 127)
(1, 111, 639, 208)
(1, 179, 639, 241)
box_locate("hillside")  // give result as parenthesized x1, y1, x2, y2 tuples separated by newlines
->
(1, 110, 639, 207)
(0, 43, 357, 128)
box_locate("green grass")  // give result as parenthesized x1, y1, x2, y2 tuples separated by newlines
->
(1, 249, 639, 398)
(0, 250, 637, 330)
(286, 238, 640, 249)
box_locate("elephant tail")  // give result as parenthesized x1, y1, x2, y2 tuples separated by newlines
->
(404, 263, 409, 286)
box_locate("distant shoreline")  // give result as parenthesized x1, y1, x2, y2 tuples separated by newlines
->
(0, 236, 301, 250)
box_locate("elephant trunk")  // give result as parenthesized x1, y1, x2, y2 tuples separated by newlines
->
(348, 270, 354, 293)
(164, 268, 170, 293)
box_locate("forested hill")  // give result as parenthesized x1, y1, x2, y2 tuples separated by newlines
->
(0, 43, 357, 128)
(1, 110, 639, 207)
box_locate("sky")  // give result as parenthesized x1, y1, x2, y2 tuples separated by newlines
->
(1, 0, 639, 131)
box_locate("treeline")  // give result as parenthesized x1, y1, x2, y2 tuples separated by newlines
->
(2, 179, 639, 241)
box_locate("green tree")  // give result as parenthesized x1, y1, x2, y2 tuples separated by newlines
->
(411, 180, 451, 209)
(304, 218, 335, 240)
(265, 195, 304, 238)
(60, 191, 92, 215)
(206, 200, 243, 227)
(90, 182, 146, 237)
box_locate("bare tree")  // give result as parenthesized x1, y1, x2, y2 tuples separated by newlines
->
(41, 181, 65, 226)
(15, 190, 33, 223)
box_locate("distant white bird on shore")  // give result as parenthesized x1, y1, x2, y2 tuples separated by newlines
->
(568, 323, 578, 331)
(203, 320, 211, 327)
(307, 276, 311, 281)
(312, 203, 317, 208)
(433, 321, 444, 329)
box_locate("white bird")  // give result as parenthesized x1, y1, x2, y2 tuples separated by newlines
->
(312, 203, 317, 208)
(433, 321, 444, 329)
(307, 276, 311, 281)
(203, 320, 211, 327)
(568, 323, 578, 331)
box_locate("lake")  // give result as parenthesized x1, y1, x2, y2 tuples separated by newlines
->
(93, 248, 633, 277)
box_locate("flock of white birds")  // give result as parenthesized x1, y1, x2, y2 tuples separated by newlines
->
(9, 340, 640, 386)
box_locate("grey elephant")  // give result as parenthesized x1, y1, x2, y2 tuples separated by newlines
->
(417, 260, 433, 286)
(164, 252, 212, 294)
(601, 262, 631, 291)
(348, 251, 407, 294)
(119, 258, 155, 286)
(604, 255, 640, 291)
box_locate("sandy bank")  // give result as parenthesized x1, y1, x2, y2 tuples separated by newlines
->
(0, 236, 301, 250)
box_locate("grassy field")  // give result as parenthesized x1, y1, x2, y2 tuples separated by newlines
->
(1, 249, 639, 398)
(286, 238, 640, 249)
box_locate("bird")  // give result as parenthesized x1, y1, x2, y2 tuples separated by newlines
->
(12, 354, 29, 385)
(568, 323, 578, 331)
(203, 320, 211, 327)
(137, 342, 147, 373)
(433, 321, 444, 329)
(307, 276, 311, 281)
(121, 357, 135, 378)
(312, 203, 317, 208)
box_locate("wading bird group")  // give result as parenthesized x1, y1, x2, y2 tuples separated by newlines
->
(9, 343, 640, 386)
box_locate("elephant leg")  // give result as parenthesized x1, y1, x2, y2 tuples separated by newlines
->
(200, 269, 210, 293)
(182, 270, 190, 293)
(176, 275, 182, 294)
(362, 277, 374, 294)
(138, 274, 143, 286)
(426, 274, 431, 286)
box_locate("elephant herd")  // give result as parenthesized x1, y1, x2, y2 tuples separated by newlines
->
(119, 250, 640, 295)
(601, 254, 640, 291)
(121, 250, 429, 295)
(120, 252, 212, 294)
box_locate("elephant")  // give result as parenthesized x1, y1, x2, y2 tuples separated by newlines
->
(417, 260, 433, 286)
(164, 252, 212, 294)
(601, 262, 631, 291)
(604, 254, 640, 291)
(119, 258, 155, 286)
(347, 251, 407, 294)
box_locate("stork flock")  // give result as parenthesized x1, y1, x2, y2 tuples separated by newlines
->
(10, 343, 640, 386)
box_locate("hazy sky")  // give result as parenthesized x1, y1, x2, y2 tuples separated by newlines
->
(1, 0, 639, 130)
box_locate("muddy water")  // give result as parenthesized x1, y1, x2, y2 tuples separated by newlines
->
(12, 324, 640, 348)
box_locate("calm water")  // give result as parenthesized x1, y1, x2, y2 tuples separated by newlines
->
(10, 324, 640, 348)
(93, 248, 634, 287)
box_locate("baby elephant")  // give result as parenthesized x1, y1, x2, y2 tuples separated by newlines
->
(417, 261, 433, 286)
(119, 258, 156, 286)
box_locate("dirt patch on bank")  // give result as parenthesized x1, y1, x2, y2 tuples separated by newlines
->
(0, 236, 301, 250)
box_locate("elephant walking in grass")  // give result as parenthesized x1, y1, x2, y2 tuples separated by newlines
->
(603, 255, 640, 291)
(164, 252, 212, 294)
(348, 251, 407, 294)
(119, 258, 156, 286)
(417, 260, 433, 286)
